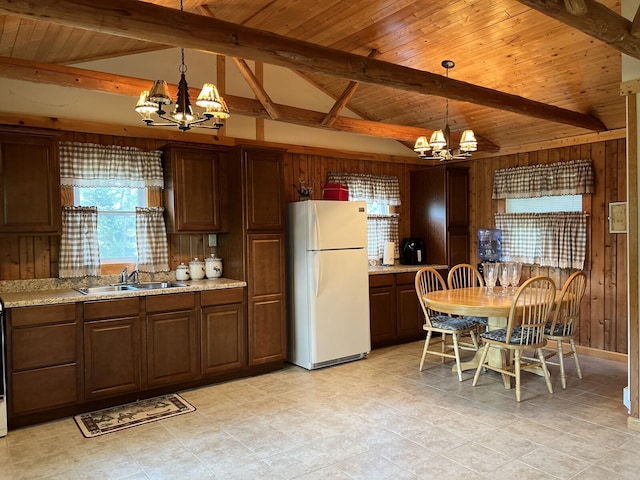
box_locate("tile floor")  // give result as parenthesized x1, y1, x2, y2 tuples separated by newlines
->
(0, 340, 638, 480)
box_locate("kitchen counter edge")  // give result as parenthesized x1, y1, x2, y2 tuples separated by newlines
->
(368, 264, 448, 275)
(0, 278, 247, 308)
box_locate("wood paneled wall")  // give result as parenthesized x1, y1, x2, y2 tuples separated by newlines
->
(462, 139, 628, 353)
(1, 130, 628, 354)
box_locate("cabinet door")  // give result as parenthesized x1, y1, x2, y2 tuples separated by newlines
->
(0, 132, 60, 233)
(369, 286, 396, 348)
(396, 283, 423, 341)
(146, 309, 198, 387)
(243, 148, 284, 230)
(247, 233, 286, 365)
(201, 303, 246, 375)
(163, 146, 224, 232)
(84, 316, 141, 399)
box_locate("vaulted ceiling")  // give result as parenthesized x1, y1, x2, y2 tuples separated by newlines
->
(0, 0, 630, 157)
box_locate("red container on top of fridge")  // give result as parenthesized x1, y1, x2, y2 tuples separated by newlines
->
(322, 183, 349, 201)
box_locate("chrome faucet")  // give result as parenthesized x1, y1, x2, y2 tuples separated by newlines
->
(121, 266, 139, 285)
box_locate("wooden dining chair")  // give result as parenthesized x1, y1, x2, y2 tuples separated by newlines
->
(472, 276, 556, 401)
(447, 263, 484, 290)
(416, 266, 481, 381)
(543, 271, 587, 389)
(447, 263, 488, 331)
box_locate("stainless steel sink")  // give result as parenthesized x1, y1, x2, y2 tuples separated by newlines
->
(75, 285, 137, 295)
(129, 282, 186, 290)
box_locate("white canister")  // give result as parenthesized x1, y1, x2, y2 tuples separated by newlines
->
(189, 258, 205, 280)
(205, 254, 223, 278)
(176, 262, 190, 281)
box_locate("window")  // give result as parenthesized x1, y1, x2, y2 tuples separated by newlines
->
(75, 187, 147, 263)
(506, 195, 582, 213)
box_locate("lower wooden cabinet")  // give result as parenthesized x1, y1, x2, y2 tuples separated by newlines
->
(247, 234, 287, 365)
(145, 293, 198, 387)
(201, 288, 246, 375)
(369, 272, 424, 348)
(7, 303, 80, 415)
(6, 287, 252, 425)
(83, 298, 141, 399)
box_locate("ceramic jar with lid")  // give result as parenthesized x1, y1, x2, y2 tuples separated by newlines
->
(188, 258, 205, 280)
(205, 254, 223, 279)
(176, 262, 190, 281)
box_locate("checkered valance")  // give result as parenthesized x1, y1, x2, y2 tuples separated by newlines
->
(60, 142, 163, 189)
(493, 159, 594, 199)
(327, 172, 401, 205)
(495, 212, 587, 269)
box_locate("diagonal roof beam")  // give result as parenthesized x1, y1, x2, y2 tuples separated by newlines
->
(322, 49, 379, 127)
(0, 55, 499, 152)
(0, 0, 606, 132)
(231, 57, 282, 120)
(517, 0, 640, 58)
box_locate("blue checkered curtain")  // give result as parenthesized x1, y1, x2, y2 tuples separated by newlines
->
(60, 206, 101, 278)
(493, 159, 594, 199)
(136, 207, 170, 273)
(495, 212, 587, 269)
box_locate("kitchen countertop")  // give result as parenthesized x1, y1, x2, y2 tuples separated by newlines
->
(368, 264, 448, 275)
(0, 278, 247, 308)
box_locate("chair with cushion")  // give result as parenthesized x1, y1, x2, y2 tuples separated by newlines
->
(447, 263, 488, 329)
(472, 276, 556, 401)
(416, 266, 481, 381)
(543, 271, 587, 389)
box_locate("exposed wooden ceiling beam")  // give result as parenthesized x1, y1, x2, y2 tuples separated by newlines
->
(0, 0, 606, 132)
(563, 0, 588, 15)
(517, 0, 640, 57)
(231, 57, 282, 120)
(322, 49, 379, 127)
(0, 55, 499, 152)
(631, 4, 640, 38)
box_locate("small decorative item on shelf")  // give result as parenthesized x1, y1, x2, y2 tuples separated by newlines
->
(295, 177, 313, 201)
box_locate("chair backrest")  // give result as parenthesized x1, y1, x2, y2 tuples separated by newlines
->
(505, 276, 556, 347)
(549, 271, 587, 337)
(415, 267, 447, 327)
(447, 263, 484, 289)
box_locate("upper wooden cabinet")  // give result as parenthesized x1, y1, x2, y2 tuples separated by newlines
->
(239, 147, 285, 231)
(0, 129, 61, 234)
(410, 165, 470, 267)
(161, 144, 228, 233)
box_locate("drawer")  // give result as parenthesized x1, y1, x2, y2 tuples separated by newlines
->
(369, 274, 394, 288)
(146, 292, 195, 313)
(396, 272, 418, 286)
(11, 364, 78, 415)
(84, 297, 140, 320)
(11, 323, 77, 370)
(9, 303, 76, 327)
(201, 288, 244, 307)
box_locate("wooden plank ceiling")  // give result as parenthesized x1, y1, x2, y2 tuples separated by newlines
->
(0, 0, 627, 156)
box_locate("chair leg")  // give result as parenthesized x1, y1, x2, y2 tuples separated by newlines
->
(556, 339, 567, 389)
(441, 333, 447, 363)
(452, 333, 463, 381)
(419, 331, 433, 371)
(472, 344, 490, 386)
(570, 339, 583, 380)
(469, 329, 479, 350)
(537, 347, 554, 395)
(514, 350, 521, 402)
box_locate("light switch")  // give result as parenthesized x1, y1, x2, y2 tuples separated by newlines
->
(208, 234, 217, 247)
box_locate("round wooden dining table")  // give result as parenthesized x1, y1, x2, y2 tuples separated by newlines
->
(422, 286, 558, 385)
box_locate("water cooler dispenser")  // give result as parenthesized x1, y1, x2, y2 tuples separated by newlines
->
(477, 228, 502, 275)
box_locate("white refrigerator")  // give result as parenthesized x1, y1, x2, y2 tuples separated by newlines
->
(287, 200, 371, 370)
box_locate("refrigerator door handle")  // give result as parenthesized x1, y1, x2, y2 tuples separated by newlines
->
(313, 252, 322, 297)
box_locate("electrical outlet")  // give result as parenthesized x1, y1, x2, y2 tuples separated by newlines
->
(208, 234, 217, 247)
